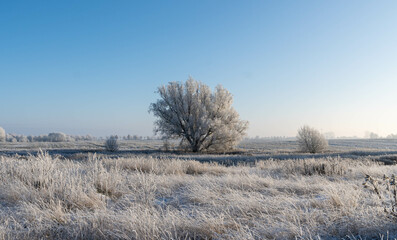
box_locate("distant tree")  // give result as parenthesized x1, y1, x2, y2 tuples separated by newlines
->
(105, 135, 119, 152)
(14, 134, 27, 142)
(369, 132, 379, 139)
(297, 125, 328, 153)
(387, 134, 397, 139)
(84, 135, 94, 141)
(0, 127, 5, 142)
(48, 132, 67, 142)
(8, 136, 17, 143)
(365, 131, 380, 139)
(323, 132, 336, 139)
(149, 77, 248, 152)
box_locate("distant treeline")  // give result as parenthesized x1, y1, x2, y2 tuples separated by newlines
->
(3, 132, 158, 143)
(5, 133, 97, 143)
(245, 134, 397, 140)
(245, 136, 296, 141)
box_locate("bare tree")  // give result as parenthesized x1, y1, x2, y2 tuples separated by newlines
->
(149, 77, 248, 152)
(297, 125, 328, 153)
(0, 127, 5, 142)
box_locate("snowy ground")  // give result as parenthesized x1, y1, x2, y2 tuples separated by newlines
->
(2, 138, 397, 165)
(0, 139, 397, 239)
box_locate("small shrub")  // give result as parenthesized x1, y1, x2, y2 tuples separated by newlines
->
(105, 136, 119, 152)
(297, 125, 328, 153)
(162, 139, 175, 152)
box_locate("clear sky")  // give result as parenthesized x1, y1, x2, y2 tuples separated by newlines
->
(1, 0, 397, 138)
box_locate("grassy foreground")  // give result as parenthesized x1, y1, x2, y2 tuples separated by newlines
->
(0, 152, 396, 239)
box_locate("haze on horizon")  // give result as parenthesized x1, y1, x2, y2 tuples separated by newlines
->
(1, 1, 397, 138)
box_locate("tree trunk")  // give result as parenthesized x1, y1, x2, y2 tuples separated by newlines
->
(191, 143, 200, 152)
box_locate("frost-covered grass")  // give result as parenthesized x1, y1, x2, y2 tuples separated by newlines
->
(0, 152, 397, 239)
(3, 138, 397, 154)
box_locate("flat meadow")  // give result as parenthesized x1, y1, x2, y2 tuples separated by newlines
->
(1, 139, 397, 239)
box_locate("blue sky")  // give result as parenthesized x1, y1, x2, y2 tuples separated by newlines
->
(1, 0, 397, 137)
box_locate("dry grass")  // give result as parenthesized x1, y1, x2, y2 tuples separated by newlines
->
(102, 155, 227, 176)
(0, 152, 396, 239)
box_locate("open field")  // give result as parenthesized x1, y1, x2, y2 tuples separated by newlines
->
(2, 138, 397, 165)
(1, 139, 397, 239)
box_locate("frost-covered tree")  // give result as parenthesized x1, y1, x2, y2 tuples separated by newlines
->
(0, 127, 5, 142)
(149, 78, 248, 152)
(48, 132, 67, 142)
(297, 125, 328, 153)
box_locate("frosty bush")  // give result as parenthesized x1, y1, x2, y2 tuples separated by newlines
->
(48, 132, 67, 142)
(297, 125, 328, 153)
(105, 135, 119, 152)
(149, 77, 248, 152)
(0, 127, 5, 142)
